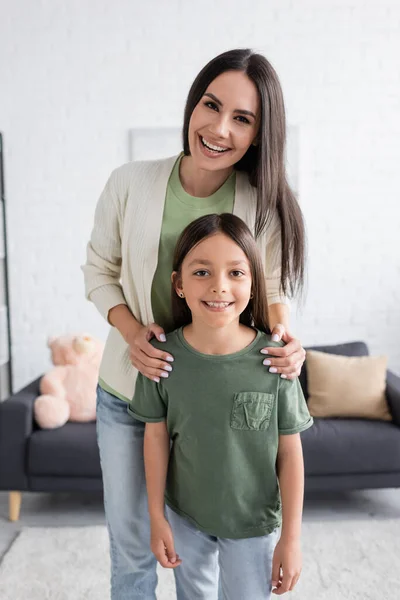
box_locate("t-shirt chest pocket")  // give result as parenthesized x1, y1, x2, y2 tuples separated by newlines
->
(230, 392, 275, 431)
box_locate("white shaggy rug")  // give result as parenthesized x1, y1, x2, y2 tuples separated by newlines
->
(0, 520, 399, 599)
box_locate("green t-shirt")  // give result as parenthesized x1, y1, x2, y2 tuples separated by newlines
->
(151, 154, 235, 332)
(129, 327, 313, 539)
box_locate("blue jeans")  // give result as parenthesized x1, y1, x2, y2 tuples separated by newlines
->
(166, 507, 279, 600)
(96, 385, 158, 599)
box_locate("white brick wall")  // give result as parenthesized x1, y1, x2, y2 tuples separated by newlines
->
(0, 0, 399, 391)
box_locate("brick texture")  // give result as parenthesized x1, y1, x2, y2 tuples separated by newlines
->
(0, 0, 399, 390)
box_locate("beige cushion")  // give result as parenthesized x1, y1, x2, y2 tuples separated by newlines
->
(306, 350, 392, 421)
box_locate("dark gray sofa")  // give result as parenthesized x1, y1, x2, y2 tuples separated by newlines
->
(299, 341, 400, 492)
(1, 340, 400, 520)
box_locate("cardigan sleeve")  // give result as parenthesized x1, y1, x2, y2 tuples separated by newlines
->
(81, 169, 128, 322)
(264, 210, 288, 306)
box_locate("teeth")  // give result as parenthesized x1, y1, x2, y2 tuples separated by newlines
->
(205, 302, 231, 308)
(201, 137, 228, 153)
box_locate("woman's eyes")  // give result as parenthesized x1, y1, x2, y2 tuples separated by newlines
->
(235, 115, 250, 125)
(231, 270, 245, 277)
(203, 101, 250, 124)
(204, 101, 218, 112)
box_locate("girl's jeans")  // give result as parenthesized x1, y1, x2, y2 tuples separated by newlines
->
(96, 384, 277, 599)
(166, 507, 279, 600)
(96, 384, 158, 599)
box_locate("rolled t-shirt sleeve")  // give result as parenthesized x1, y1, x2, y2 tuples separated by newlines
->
(278, 377, 313, 435)
(128, 373, 168, 423)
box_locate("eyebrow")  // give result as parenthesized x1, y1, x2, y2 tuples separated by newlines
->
(203, 92, 257, 120)
(188, 259, 248, 268)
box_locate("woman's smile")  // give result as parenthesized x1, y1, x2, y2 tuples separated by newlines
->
(198, 134, 232, 159)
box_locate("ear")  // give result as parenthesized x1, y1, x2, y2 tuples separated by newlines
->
(171, 271, 183, 297)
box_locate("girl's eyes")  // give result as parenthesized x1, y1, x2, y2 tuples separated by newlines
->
(192, 270, 245, 278)
(193, 270, 209, 277)
(203, 101, 250, 125)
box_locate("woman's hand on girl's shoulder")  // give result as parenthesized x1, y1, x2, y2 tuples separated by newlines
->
(127, 323, 174, 383)
(260, 324, 306, 380)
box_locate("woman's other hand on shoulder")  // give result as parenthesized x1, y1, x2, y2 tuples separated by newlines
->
(260, 324, 306, 380)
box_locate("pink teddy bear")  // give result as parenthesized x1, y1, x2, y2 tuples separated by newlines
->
(34, 334, 104, 429)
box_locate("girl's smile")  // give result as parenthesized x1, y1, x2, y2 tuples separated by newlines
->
(201, 300, 234, 312)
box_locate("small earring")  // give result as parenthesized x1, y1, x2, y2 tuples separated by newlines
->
(179, 292, 185, 298)
(250, 292, 254, 299)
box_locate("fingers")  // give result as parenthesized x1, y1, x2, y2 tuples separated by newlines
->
(141, 336, 174, 363)
(271, 558, 282, 592)
(147, 323, 168, 343)
(129, 323, 174, 362)
(272, 566, 301, 595)
(129, 325, 174, 380)
(270, 323, 286, 342)
(273, 570, 300, 595)
(131, 356, 172, 382)
(263, 338, 302, 357)
(152, 539, 182, 569)
(260, 343, 306, 379)
(130, 352, 173, 382)
(266, 365, 303, 380)
(273, 574, 293, 595)
(164, 530, 178, 565)
(261, 355, 304, 379)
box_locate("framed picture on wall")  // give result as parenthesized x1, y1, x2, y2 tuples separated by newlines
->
(129, 125, 300, 193)
(129, 127, 182, 163)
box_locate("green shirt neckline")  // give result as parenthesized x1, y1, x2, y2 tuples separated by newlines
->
(169, 154, 236, 209)
(177, 326, 262, 361)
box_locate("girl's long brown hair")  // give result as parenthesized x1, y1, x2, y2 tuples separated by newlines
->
(172, 213, 270, 333)
(182, 48, 306, 300)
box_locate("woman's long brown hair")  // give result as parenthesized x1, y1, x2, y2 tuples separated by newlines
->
(182, 48, 306, 300)
(171, 213, 270, 333)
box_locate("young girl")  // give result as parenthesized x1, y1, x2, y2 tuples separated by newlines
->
(129, 213, 313, 600)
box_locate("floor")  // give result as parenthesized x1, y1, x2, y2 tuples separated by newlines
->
(1, 488, 400, 562)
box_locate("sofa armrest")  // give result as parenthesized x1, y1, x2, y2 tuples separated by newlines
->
(0, 377, 41, 490)
(386, 370, 400, 427)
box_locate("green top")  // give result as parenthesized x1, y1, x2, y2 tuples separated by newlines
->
(150, 154, 235, 332)
(129, 327, 313, 539)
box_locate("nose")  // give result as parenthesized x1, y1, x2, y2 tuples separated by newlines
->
(209, 114, 230, 139)
(211, 273, 228, 294)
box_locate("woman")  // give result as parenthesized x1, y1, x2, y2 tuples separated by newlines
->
(82, 48, 306, 600)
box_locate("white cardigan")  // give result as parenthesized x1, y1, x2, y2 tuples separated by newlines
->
(82, 155, 286, 400)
